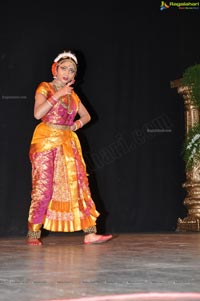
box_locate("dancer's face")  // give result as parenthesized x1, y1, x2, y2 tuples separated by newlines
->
(56, 60, 76, 84)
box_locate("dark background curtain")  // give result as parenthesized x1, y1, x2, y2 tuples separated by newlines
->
(0, 1, 199, 236)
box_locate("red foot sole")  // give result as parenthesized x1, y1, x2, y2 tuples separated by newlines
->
(84, 235, 113, 245)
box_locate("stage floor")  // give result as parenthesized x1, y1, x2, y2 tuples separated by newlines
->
(0, 233, 200, 301)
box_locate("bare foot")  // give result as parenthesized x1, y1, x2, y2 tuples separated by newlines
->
(84, 233, 113, 244)
(27, 238, 42, 246)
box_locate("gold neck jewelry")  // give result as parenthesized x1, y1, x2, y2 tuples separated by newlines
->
(52, 80, 73, 115)
(63, 95, 73, 114)
(52, 79, 65, 91)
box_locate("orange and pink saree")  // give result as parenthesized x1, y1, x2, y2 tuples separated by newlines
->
(28, 82, 99, 233)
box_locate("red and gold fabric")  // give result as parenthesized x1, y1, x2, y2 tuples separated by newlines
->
(28, 82, 100, 232)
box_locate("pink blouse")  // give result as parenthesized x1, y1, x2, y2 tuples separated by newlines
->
(35, 81, 80, 126)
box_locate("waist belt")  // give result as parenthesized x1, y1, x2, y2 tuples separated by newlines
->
(45, 122, 71, 130)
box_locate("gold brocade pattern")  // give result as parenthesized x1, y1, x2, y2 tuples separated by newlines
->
(28, 149, 55, 226)
(28, 222, 42, 232)
(44, 199, 98, 232)
(52, 145, 71, 202)
(28, 122, 100, 232)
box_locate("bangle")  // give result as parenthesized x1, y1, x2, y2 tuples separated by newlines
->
(47, 100, 53, 107)
(51, 95, 57, 102)
(77, 119, 83, 128)
(72, 120, 83, 132)
(74, 120, 83, 131)
(47, 95, 57, 106)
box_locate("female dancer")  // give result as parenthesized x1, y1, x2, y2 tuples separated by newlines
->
(27, 50, 112, 245)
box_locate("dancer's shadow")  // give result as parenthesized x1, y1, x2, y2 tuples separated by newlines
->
(74, 50, 109, 234)
(75, 95, 108, 234)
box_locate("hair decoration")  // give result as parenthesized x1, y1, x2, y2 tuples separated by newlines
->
(54, 51, 78, 64)
(51, 62, 57, 77)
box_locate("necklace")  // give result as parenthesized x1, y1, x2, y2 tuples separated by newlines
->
(51, 80, 73, 114)
(60, 95, 73, 114)
(51, 79, 65, 90)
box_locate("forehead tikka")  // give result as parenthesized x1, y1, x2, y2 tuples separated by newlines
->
(57, 59, 77, 72)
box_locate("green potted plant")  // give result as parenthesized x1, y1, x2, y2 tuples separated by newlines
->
(182, 64, 200, 107)
(183, 123, 200, 171)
